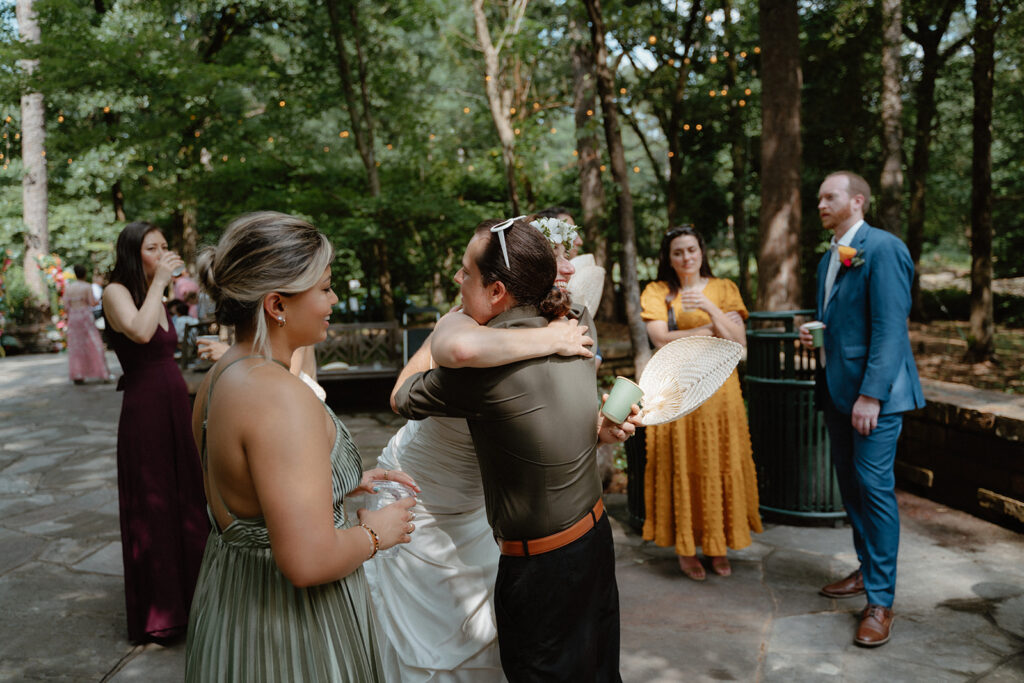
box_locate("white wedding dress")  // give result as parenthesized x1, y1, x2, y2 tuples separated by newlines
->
(363, 417, 505, 682)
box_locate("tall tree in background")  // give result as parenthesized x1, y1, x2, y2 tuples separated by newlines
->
(569, 10, 612, 319)
(903, 0, 970, 319)
(878, 0, 904, 235)
(472, 0, 528, 215)
(756, 0, 802, 311)
(16, 0, 49, 326)
(326, 0, 394, 319)
(583, 0, 650, 374)
(724, 0, 751, 304)
(966, 0, 998, 362)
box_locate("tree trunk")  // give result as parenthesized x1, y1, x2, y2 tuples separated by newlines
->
(17, 0, 50, 323)
(878, 0, 904, 235)
(325, 0, 380, 196)
(756, 0, 802, 311)
(325, 0, 393, 318)
(966, 0, 996, 362)
(472, 0, 524, 215)
(662, 1, 703, 227)
(724, 0, 751, 304)
(583, 0, 650, 375)
(111, 180, 127, 222)
(570, 15, 612, 319)
(904, 1, 968, 320)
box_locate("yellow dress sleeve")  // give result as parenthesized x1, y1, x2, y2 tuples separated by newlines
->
(714, 278, 749, 320)
(640, 281, 671, 322)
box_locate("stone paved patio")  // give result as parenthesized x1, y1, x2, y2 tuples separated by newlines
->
(1, 352, 1023, 681)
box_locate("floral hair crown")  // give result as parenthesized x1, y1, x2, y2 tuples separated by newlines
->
(529, 217, 579, 253)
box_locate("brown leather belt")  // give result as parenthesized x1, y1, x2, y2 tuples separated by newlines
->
(498, 498, 604, 557)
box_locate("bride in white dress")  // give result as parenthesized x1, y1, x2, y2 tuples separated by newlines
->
(365, 217, 593, 682)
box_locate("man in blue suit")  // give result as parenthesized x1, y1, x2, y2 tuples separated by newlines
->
(799, 171, 925, 647)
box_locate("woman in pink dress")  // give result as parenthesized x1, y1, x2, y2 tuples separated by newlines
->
(63, 264, 111, 383)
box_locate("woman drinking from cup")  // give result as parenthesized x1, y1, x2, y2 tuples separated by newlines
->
(102, 222, 209, 643)
(639, 225, 761, 581)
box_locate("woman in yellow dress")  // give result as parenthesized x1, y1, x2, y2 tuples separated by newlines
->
(640, 226, 762, 580)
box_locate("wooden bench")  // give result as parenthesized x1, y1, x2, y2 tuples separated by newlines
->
(314, 321, 403, 383)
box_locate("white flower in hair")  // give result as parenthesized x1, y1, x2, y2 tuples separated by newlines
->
(530, 217, 579, 252)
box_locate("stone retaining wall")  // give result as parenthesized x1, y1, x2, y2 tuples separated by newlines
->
(898, 378, 1024, 531)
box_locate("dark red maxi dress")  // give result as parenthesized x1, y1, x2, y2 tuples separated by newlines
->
(108, 308, 209, 643)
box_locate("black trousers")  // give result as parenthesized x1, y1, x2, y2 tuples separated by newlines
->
(494, 513, 621, 683)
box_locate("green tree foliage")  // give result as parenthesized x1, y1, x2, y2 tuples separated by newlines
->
(1, 0, 1022, 332)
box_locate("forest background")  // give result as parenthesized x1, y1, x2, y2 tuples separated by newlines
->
(1, 0, 1022, 384)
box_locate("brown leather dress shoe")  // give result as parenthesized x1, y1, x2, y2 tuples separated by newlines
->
(855, 604, 894, 647)
(819, 569, 865, 599)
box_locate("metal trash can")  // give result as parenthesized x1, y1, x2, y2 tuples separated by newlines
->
(624, 425, 646, 533)
(746, 310, 845, 520)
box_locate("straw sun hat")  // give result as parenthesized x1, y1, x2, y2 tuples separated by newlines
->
(637, 336, 745, 426)
(567, 264, 605, 314)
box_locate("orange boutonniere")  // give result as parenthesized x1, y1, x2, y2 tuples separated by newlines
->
(837, 245, 865, 268)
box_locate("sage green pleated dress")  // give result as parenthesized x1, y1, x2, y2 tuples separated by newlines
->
(185, 358, 383, 682)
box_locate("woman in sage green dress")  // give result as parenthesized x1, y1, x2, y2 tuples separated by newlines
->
(184, 212, 419, 682)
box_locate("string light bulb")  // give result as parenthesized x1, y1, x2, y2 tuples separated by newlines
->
(279, 100, 286, 107)
(649, 35, 657, 44)
(744, 88, 752, 95)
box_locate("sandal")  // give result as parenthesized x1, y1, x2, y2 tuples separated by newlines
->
(710, 556, 732, 577)
(678, 555, 706, 581)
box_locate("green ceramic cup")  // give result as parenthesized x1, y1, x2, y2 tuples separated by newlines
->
(601, 376, 644, 424)
(803, 321, 825, 348)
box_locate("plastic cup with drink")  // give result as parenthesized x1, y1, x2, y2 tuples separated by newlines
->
(366, 480, 417, 558)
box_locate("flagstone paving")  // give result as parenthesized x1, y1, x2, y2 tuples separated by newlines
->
(1, 352, 1023, 681)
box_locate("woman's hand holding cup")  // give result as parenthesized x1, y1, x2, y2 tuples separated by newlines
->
(358, 494, 417, 551)
(155, 252, 184, 286)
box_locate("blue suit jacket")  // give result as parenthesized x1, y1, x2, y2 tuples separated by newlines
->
(815, 223, 926, 415)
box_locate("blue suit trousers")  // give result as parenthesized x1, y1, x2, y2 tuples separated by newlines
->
(823, 395, 903, 608)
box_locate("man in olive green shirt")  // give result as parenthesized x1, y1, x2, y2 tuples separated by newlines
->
(393, 218, 634, 682)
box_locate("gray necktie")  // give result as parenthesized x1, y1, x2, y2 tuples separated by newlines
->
(823, 244, 840, 310)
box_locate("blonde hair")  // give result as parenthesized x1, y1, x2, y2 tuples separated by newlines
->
(196, 211, 333, 359)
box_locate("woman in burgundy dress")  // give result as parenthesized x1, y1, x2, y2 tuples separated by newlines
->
(103, 221, 209, 643)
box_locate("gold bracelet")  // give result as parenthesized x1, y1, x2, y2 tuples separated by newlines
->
(360, 523, 379, 559)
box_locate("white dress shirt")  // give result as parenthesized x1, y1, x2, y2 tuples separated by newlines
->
(824, 219, 864, 310)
